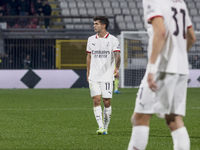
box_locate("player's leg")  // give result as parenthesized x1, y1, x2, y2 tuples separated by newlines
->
(101, 81, 113, 134)
(93, 95, 104, 129)
(103, 98, 111, 134)
(128, 113, 151, 150)
(166, 114, 190, 150)
(89, 80, 104, 132)
(165, 74, 190, 150)
(128, 72, 161, 150)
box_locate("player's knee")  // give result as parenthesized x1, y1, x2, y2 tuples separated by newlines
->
(130, 114, 141, 126)
(93, 100, 101, 106)
(166, 117, 176, 131)
(131, 115, 137, 126)
(131, 113, 151, 126)
(165, 114, 184, 131)
(103, 98, 111, 107)
(93, 96, 101, 106)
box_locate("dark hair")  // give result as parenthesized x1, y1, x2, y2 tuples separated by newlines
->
(93, 16, 109, 30)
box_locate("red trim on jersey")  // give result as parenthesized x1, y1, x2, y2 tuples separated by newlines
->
(114, 50, 120, 52)
(86, 51, 91, 53)
(95, 32, 109, 39)
(187, 25, 192, 28)
(148, 15, 163, 24)
(104, 33, 109, 38)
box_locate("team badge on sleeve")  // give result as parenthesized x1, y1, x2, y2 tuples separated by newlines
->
(117, 44, 120, 49)
(147, 5, 154, 15)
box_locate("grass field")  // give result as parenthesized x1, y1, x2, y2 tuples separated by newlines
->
(0, 88, 200, 150)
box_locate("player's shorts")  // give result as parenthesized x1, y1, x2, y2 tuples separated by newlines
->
(134, 72, 188, 116)
(89, 80, 113, 98)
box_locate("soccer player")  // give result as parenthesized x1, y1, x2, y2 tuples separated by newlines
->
(114, 76, 122, 94)
(128, 0, 196, 149)
(86, 16, 121, 135)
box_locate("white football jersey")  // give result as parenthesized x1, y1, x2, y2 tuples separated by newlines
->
(143, 0, 192, 74)
(87, 33, 120, 82)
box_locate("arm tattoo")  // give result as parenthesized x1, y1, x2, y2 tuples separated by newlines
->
(114, 51, 121, 69)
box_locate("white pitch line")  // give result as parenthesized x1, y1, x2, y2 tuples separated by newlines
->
(0, 107, 198, 111)
(0, 108, 133, 111)
(191, 107, 200, 109)
(0, 108, 92, 111)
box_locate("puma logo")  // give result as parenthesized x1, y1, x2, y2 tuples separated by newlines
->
(139, 102, 145, 108)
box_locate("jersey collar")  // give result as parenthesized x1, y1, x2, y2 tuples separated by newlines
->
(95, 32, 109, 39)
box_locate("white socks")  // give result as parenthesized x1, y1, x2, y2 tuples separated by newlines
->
(93, 106, 112, 129)
(103, 106, 112, 130)
(128, 126, 149, 150)
(171, 127, 190, 150)
(93, 106, 103, 128)
(127, 126, 190, 150)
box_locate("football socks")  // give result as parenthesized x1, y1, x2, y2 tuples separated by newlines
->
(93, 106, 103, 128)
(171, 127, 190, 150)
(128, 126, 149, 150)
(103, 106, 112, 130)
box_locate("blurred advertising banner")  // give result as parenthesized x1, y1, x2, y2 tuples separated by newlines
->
(0, 69, 88, 89)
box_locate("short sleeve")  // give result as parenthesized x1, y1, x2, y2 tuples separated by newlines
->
(185, 5, 192, 28)
(113, 37, 120, 52)
(143, 0, 163, 24)
(86, 38, 91, 53)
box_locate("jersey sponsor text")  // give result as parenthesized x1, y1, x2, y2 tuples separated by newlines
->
(92, 50, 110, 58)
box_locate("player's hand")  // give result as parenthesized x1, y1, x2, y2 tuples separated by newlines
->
(147, 73, 157, 92)
(114, 69, 119, 78)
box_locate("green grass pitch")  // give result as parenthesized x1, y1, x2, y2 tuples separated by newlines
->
(0, 88, 199, 150)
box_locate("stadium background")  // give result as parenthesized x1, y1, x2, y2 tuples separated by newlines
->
(0, 0, 199, 88)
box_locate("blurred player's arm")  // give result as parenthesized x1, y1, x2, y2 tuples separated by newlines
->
(150, 17, 166, 64)
(187, 27, 196, 52)
(148, 17, 166, 91)
(114, 51, 121, 78)
(86, 53, 91, 82)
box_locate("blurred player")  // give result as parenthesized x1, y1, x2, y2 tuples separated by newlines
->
(128, 0, 196, 149)
(114, 70, 121, 94)
(86, 16, 121, 135)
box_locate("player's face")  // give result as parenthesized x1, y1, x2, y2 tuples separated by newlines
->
(93, 20, 105, 33)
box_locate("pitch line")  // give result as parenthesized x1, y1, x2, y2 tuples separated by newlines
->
(0, 108, 91, 111)
(191, 107, 200, 109)
(0, 108, 133, 111)
(0, 107, 198, 111)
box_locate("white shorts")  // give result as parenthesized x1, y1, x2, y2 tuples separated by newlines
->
(134, 73, 188, 116)
(89, 80, 113, 98)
